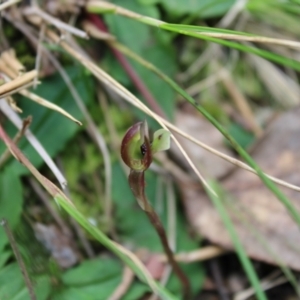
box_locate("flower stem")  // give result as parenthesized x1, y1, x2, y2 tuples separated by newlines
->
(129, 170, 191, 299)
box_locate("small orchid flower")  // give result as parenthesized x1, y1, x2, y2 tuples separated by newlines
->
(120, 121, 190, 299)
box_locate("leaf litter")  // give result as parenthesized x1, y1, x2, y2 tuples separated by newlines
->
(183, 108, 300, 270)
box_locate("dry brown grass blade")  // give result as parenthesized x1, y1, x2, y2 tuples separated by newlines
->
(220, 66, 263, 137)
(1, 48, 25, 73)
(0, 122, 72, 204)
(159, 246, 226, 263)
(0, 0, 20, 11)
(0, 70, 37, 96)
(19, 89, 82, 125)
(82, 20, 116, 41)
(0, 52, 82, 125)
(0, 116, 31, 167)
(247, 53, 300, 108)
(23, 6, 89, 39)
(108, 267, 135, 300)
(197, 32, 300, 50)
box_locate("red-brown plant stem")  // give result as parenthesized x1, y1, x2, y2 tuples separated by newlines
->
(129, 170, 191, 300)
(87, 14, 167, 119)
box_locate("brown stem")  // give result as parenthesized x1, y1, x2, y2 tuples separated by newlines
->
(129, 170, 191, 299)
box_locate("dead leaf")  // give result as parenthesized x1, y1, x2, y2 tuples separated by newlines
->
(174, 109, 234, 178)
(182, 108, 300, 270)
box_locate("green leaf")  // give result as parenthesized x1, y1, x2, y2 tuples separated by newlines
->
(227, 123, 255, 150)
(123, 283, 150, 300)
(0, 263, 24, 299)
(0, 251, 11, 269)
(0, 169, 23, 252)
(53, 278, 121, 300)
(62, 258, 121, 286)
(11, 275, 51, 300)
(0, 65, 94, 175)
(55, 257, 152, 300)
(152, 129, 171, 153)
(157, 0, 235, 18)
(0, 263, 51, 300)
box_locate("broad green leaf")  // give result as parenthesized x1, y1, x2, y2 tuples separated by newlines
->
(62, 258, 121, 286)
(0, 263, 24, 299)
(152, 129, 171, 153)
(56, 257, 151, 300)
(52, 278, 120, 300)
(11, 275, 51, 300)
(0, 169, 23, 252)
(0, 263, 51, 300)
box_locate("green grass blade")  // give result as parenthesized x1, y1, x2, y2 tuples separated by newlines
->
(55, 195, 178, 300)
(206, 181, 267, 300)
(88, 3, 300, 72)
(159, 23, 300, 72)
(111, 41, 300, 230)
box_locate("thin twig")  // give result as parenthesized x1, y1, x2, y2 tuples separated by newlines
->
(1, 219, 36, 300)
(209, 259, 230, 300)
(34, 22, 45, 88)
(0, 116, 31, 167)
